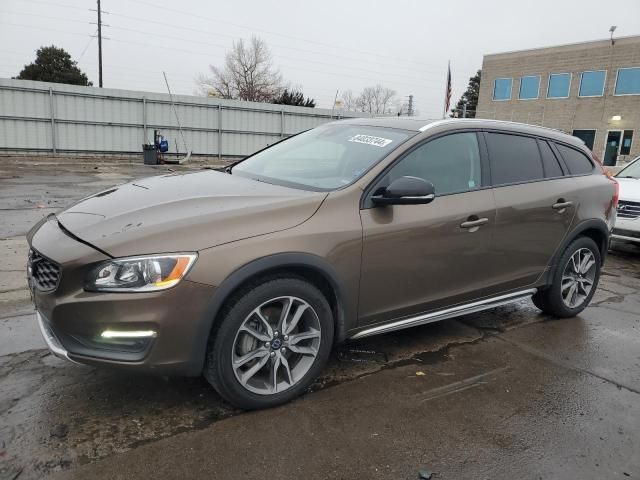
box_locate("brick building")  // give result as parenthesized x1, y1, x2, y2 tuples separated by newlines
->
(476, 35, 640, 165)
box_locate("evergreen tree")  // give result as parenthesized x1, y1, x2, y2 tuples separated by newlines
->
(16, 46, 92, 86)
(272, 88, 316, 107)
(451, 69, 481, 118)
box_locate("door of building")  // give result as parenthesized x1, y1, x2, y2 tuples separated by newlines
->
(604, 130, 622, 166)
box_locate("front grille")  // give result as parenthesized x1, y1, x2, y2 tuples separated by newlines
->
(617, 200, 640, 219)
(28, 249, 61, 292)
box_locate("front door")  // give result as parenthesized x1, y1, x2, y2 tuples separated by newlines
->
(604, 130, 622, 166)
(358, 132, 496, 327)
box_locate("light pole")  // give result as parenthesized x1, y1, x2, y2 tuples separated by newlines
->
(609, 25, 617, 46)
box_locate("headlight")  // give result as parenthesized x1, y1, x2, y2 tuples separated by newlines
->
(85, 254, 197, 292)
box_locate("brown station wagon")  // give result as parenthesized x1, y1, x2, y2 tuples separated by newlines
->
(28, 118, 618, 409)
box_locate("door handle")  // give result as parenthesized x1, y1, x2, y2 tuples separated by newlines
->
(460, 217, 489, 230)
(552, 200, 573, 211)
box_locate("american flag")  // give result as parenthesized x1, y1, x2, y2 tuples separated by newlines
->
(444, 61, 452, 118)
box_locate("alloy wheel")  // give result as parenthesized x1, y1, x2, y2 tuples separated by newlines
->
(561, 248, 597, 308)
(231, 296, 322, 395)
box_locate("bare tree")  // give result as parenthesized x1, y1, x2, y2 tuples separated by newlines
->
(341, 90, 357, 111)
(352, 84, 397, 114)
(198, 36, 283, 102)
(369, 84, 396, 114)
(356, 87, 373, 113)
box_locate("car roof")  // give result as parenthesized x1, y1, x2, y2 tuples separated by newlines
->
(333, 117, 586, 149)
(331, 117, 439, 131)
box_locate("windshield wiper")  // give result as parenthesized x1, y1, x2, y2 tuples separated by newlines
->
(618, 175, 639, 179)
(213, 159, 243, 174)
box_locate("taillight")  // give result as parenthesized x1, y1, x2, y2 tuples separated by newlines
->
(609, 176, 620, 207)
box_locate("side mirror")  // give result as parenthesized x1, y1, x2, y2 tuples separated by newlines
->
(371, 176, 435, 206)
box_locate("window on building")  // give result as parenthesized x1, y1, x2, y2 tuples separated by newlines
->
(519, 76, 540, 99)
(493, 78, 512, 100)
(555, 144, 594, 175)
(579, 70, 606, 97)
(485, 133, 544, 185)
(621, 130, 634, 155)
(386, 133, 482, 196)
(572, 130, 596, 150)
(538, 140, 564, 178)
(547, 73, 571, 98)
(615, 67, 640, 95)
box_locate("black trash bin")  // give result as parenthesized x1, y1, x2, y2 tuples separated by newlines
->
(142, 144, 158, 165)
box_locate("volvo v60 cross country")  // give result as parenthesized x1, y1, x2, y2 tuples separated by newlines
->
(28, 118, 618, 409)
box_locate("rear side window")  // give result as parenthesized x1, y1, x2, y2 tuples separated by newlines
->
(555, 144, 594, 175)
(485, 133, 544, 186)
(538, 140, 564, 178)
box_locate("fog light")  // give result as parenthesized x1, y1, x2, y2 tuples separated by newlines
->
(100, 330, 157, 339)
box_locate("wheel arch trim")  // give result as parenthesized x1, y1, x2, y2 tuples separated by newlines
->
(191, 252, 353, 373)
(544, 218, 610, 285)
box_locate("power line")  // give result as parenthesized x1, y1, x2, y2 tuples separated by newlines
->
(126, 0, 439, 70)
(15, 0, 88, 12)
(14, 0, 444, 73)
(0, 10, 91, 25)
(1, 9, 441, 85)
(0, 21, 94, 38)
(77, 31, 97, 61)
(104, 11, 443, 77)
(106, 24, 440, 85)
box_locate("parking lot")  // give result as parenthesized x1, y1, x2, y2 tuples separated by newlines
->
(1, 157, 639, 480)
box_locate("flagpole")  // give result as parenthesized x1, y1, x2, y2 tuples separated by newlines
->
(443, 60, 450, 119)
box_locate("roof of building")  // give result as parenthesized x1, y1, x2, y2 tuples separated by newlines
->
(484, 34, 640, 58)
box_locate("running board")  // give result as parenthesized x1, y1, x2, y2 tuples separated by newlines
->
(349, 289, 537, 340)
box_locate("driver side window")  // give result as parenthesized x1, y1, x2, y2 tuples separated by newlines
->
(386, 132, 482, 196)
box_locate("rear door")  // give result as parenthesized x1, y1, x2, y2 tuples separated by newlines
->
(483, 132, 576, 295)
(358, 131, 496, 326)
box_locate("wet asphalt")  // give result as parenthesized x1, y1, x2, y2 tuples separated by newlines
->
(0, 157, 639, 480)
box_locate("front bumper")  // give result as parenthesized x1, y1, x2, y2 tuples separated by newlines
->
(29, 216, 216, 375)
(612, 217, 640, 244)
(36, 311, 78, 364)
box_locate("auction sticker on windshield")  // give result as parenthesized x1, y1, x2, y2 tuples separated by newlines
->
(348, 134, 393, 147)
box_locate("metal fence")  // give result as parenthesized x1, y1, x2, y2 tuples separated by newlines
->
(0, 78, 366, 158)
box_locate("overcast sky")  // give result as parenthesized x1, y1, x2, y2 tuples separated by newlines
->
(2, 0, 640, 116)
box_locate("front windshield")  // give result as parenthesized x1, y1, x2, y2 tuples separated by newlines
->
(232, 124, 413, 190)
(617, 157, 640, 179)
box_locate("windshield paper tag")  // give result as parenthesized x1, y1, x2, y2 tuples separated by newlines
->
(348, 134, 393, 147)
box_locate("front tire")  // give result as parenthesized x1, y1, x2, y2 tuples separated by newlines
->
(533, 236, 601, 318)
(204, 276, 334, 410)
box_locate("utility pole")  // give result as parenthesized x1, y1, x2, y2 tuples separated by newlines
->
(462, 102, 467, 118)
(97, 0, 103, 87)
(407, 95, 414, 117)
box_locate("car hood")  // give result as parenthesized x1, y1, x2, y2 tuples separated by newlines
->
(616, 177, 640, 203)
(57, 170, 327, 257)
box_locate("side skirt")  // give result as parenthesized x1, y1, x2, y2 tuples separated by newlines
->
(349, 289, 537, 340)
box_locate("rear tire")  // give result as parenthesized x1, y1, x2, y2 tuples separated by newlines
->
(533, 236, 601, 318)
(203, 276, 334, 410)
